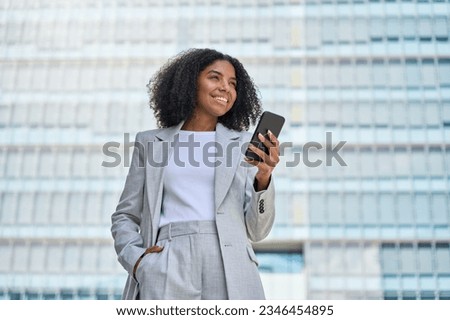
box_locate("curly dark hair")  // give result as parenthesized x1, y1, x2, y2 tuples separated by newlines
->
(147, 48, 262, 131)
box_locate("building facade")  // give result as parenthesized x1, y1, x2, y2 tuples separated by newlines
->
(0, 0, 449, 299)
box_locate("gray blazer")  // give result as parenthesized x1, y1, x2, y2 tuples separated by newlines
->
(111, 122, 276, 299)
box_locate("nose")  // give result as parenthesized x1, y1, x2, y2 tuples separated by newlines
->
(219, 80, 230, 92)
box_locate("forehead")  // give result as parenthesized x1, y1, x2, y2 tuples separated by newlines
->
(202, 60, 236, 76)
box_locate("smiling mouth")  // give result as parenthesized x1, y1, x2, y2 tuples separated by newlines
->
(213, 96, 228, 105)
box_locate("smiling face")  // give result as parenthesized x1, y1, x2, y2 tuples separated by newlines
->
(192, 60, 237, 128)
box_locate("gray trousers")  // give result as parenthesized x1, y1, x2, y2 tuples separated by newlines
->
(136, 220, 228, 300)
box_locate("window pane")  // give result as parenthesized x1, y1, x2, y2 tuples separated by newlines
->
(431, 193, 448, 225)
(344, 244, 362, 274)
(418, 244, 433, 274)
(399, 245, 415, 274)
(386, 17, 400, 39)
(402, 17, 416, 39)
(428, 148, 444, 176)
(397, 193, 413, 225)
(415, 193, 431, 224)
(1, 192, 17, 224)
(388, 60, 403, 87)
(80, 246, 97, 273)
(67, 193, 85, 224)
(421, 60, 437, 87)
(29, 244, 46, 272)
(337, 18, 352, 43)
(0, 244, 13, 272)
(328, 244, 344, 274)
(34, 192, 51, 224)
(17, 192, 34, 224)
(55, 150, 72, 178)
(379, 194, 395, 224)
(22, 149, 39, 178)
(436, 244, 450, 274)
(344, 193, 360, 224)
(370, 18, 384, 40)
(6, 149, 22, 178)
(51, 193, 68, 224)
(309, 193, 326, 224)
(38, 148, 55, 177)
(418, 16, 433, 39)
(409, 102, 424, 127)
(362, 193, 377, 225)
(321, 18, 336, 43)
(438, 59, 450, 87)
(405, 60, 421, 87)
(327, 193, 342, 224)
(12, 244, 29, 273)
(374, 102, 389, 125)
(47, 244, 63, 273)
(354, 18, 368, 43)
(308, 244, 327, 274)
(411, 148, 427, 176)
(434, 16, 448, 39)
(355, 60, 370, 87)
(63, 244, 80, 272)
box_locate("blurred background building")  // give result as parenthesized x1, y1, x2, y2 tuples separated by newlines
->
(0, 0, 449, 299)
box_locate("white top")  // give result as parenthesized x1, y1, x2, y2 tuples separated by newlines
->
(159, 130, 217, 226)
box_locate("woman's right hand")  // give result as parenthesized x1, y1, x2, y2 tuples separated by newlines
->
(133, 245, 164, 280)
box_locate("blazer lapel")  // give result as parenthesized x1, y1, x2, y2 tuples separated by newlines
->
(145, 122, 184, 245)
(214, 123, 242, 212)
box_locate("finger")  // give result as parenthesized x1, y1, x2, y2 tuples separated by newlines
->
(259, 133, 279, 157)
(249, 145, 278, 169)
(253, 137, 279, 165)
(148, 245, 164, 253)
(267, 141, 280, 163)
(258, 132, 273, 148)
(244, 156, 262, 168)
(245, 157, 274, 178)
(268, 147, 280, 165)
(249, 142, 280, 168)
(248, 143, 268, 163)
(258, 144, 279, 167)
(267, 131, 280, 163)
(268, 130, 280, 148)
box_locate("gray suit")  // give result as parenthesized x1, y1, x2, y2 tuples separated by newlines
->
(111, 122, 276, 299)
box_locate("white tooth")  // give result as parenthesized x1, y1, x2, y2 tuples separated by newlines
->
(215, 97, 227, 102)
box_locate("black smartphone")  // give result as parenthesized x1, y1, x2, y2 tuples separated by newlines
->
(245, 111, 285, 162)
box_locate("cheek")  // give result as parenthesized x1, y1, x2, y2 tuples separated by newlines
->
(231, 93, 238, 105)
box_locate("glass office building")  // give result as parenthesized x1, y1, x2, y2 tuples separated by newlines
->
(0, 0, 449, 299)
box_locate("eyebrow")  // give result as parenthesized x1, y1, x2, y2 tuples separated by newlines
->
(207, 70, 237, 82)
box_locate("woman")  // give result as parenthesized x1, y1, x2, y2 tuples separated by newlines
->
(111, 48, 280, 300)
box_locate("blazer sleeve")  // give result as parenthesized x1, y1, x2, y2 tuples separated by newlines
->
(111, 132, 147, 275)
(243, 164, 276, 242)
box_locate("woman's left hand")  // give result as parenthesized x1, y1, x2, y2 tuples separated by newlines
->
(245, 130, 280, 191)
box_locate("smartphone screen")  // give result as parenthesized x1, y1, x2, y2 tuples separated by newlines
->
(245, 111, 285, 162)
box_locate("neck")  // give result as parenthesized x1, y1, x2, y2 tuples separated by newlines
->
(181, 115, 218, 131)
